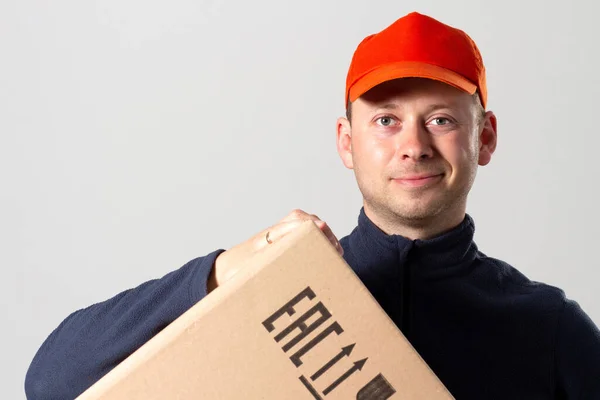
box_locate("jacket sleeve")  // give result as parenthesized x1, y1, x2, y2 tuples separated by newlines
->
(24, 249, 224, 400)
(555, 298, 600, 398)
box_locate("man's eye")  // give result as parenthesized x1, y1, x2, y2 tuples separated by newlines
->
(376, 116, 396, 126)
(431, 117, 451, 126)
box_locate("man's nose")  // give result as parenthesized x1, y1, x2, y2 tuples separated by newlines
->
(395, 121, 434, 161)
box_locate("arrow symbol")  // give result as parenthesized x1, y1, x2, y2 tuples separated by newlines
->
(322, 357, 368, 395)
(310, 344, 356, 381)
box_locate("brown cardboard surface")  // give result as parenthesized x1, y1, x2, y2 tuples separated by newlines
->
(77, 221, 454, 399)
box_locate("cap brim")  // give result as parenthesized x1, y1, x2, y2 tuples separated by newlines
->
(348, 61, 477, 104)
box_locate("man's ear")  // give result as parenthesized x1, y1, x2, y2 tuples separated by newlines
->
(478, 111, 498, 166)
(336, 117, 354, 169)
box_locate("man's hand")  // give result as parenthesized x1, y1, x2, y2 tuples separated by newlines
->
(207, 209, 343, 293)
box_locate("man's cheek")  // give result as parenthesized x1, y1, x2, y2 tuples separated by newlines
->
(371, 145, 393, 165)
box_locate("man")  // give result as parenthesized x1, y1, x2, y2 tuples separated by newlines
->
(25, 12, 600, 399)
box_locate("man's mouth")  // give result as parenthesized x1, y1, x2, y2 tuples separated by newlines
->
(392, 173, 444, 187)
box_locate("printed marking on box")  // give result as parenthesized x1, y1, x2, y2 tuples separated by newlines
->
(262, 287, 397, 399)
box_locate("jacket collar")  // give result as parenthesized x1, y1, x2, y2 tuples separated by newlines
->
(343, 208, 479, 283)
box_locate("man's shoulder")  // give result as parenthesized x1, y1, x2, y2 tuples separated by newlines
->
(474, 252, 567, 307)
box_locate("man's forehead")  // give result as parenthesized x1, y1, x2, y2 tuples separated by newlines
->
(364, 101, 463, 112)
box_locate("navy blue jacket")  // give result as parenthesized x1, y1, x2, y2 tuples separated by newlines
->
(25, 210, 600, 399)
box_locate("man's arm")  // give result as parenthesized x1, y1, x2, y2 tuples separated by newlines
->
(24, 209, 343, 400)
(24, 250, 223, 400)
(555, 299, 600, 398)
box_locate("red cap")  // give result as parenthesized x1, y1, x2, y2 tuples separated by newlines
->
(345, 12, 487, 109)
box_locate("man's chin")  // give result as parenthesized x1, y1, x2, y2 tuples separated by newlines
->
(386, 200, 448, 222)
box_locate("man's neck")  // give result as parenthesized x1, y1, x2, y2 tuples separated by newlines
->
(363, 203, 467, 241)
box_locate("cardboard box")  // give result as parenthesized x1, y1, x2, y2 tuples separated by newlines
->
(77, 221, 454, 399)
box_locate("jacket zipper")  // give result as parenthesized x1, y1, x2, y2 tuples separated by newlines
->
(401, 260, 412, 335)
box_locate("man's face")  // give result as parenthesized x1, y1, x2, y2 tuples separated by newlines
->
(337, 78, 496, 229)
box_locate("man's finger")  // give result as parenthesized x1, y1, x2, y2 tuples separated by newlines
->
(281, 209, 310, 222)
(259, 218, 343, 256)
(254, 220, 304, 250)
(314, 220, 343, 255)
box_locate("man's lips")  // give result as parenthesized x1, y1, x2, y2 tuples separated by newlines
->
(392, 173, 444, 187)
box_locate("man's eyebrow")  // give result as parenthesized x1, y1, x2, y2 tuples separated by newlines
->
(369, 103, 400, 111)
(423, 103, 457, 113)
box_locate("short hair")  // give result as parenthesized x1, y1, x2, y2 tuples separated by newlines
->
(346, 100, 353, 121)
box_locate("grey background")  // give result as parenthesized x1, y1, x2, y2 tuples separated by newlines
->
(2, 0, 599, 397)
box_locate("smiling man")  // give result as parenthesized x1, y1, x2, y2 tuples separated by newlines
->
(337, 78, 493, 240)
(25, 12, 600, 400)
